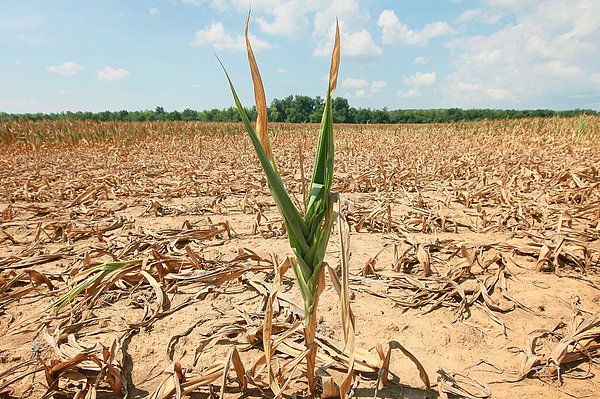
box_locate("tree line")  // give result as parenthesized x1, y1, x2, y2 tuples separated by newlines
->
(1, 95, 596, 123)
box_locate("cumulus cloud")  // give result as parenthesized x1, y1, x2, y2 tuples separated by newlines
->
(314, 28, 382, 63)
(342, 30, 383, 62)
(378, 10, 454, 45)
(343, 77, 387, 98)
(183, 0, 354, 39)
(193, 0, 378, 63)
(370, 80, 387, 93)
(486, 88, 513, 100)
(537, 60, 583, 79)
(96, 67, 130, 81)
(310, 0, 378, 64)
(446, 0, 600, 107)
(398, 87, 421, 98)
(191, 22, 271, 51)
(457, 8, 503, 25)
(351, 90, 367, 99)
(449, 81, 480, 93)
(412, 56, 428, 65)
(181, 0, 227, 10)
(48, 61, 83, 76)
(404, 72, 437, 86)
(343, 78, 369, 90)
(484, 0, 538, 13)
(312, 0, 365, 38)
(256, 1, 309, 37)
(398, 72, 435, 100)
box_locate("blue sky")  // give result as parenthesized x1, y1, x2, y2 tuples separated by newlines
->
(2, 0, 599, 113)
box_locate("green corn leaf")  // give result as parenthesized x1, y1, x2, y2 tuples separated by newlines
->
(216, 57, 310, 253)
(44, 260, 140, 314)
(291, 259, 313, 304)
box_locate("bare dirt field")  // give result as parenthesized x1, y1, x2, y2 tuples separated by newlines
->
(1, 118, 599, 398)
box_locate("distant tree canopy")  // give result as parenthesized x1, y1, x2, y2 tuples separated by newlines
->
(1, 95, 596, 123)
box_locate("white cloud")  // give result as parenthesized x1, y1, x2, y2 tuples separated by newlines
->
(483, 0, 538, 13)
(398, 87, 421, 98)
(314, 28, 382, 63)
(48, 61, 83, 76)
(312, 0, 365, 38)
(378, 10, 454, 45)
(191, 22, 271, 51)
(486, 88, 513, 100)
(237, 0, 376, 62)
(446, 0, 600, 107)
(404, 72, 437, 87)
(412, 56, 428, 65)
(343, 78, 369, 90)
(371, 80, 387, 93)
(449, 80, 481, 93)
(343, 30, 382, 62)
(458, 8, 503, 25)
(343, 78, 387, 98)
(472, 49, 503, 66)
(184, 1, 377, 62)
(458, 9, 481, 23)
(311, 0, 374, 66)
(397, 73, 436, 101)
(184, 0, 316, 36)
(183, 0, 351, 39)
(276, 68, 288, 73)
(537, 60, 583, 79)
(181, 0, 226, 9)
(96, 67, 130, 81)
(149, 7, 160, 16)
(256, 1, 309, 37)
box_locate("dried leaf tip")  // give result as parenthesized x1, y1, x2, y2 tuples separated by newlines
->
(328, 19, 341, 95)
(245, 12, 272, 164)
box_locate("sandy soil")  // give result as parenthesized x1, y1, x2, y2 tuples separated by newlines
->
(1, 120, 599, 398)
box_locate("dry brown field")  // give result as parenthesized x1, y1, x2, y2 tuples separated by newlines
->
(1, 117, 599, 398)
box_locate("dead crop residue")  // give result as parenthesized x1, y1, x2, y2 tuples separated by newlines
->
(1, 118, 599, 398)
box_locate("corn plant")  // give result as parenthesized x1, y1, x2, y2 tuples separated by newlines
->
(218, 16, 340, 393)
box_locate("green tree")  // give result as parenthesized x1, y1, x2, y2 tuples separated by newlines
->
(167, 110, 182, 121)
(287, 95, 315, 123)
(332, 97, 352, 123)
(182, 108, 198, 121)
(269, 95, 294, 122)
(308, 96, 325, 122)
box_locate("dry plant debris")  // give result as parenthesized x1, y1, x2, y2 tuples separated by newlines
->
(0, 116, 599, 398)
